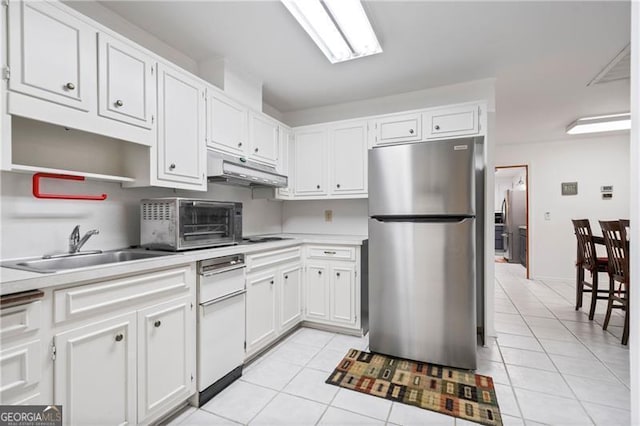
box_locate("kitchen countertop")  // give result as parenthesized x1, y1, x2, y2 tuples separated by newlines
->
(0, 233, 367, 296)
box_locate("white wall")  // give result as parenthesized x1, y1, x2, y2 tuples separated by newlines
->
(0, 172, 282, 260)
(282, 199, 368, 236)
(282, 78, 496, 127)
(495, 133, 630, 281)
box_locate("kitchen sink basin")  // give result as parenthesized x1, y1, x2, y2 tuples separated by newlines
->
(2, 249, 175, 273)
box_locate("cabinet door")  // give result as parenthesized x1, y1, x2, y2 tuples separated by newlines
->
(330, 264, 356, 326)
(55, 313, 136, 426)
(156, 64, 206, 189)
(277, 126, 294, 198)
(137, 296, 194, 423)
(424, 105, 479, 139)
(294, 128, 327, 196)
(98, 33, 156, 129)
(373, 112, 421, 145)
(208, 92, 247, 156)
(279, 264, 302, 332)
(249, 112, 279, 166)
(329, 121, 367, 195)
(246, 272, 277, 354)
(305, 265, 329, 321)
(8, 0, 96, 111)
(0, 340, 42, 405)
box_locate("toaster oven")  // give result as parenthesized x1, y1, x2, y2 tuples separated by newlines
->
(140, 198, 242, 251)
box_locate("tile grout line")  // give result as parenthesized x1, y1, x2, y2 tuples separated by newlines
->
(494, 270, 598, 426)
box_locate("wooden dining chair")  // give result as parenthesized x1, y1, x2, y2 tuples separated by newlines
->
(599, 220, 630, 345)
(572, 219, 610, 320)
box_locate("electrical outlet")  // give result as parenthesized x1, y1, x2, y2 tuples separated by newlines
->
(544, 212, 551, 221)
(324, 210, 333, 222)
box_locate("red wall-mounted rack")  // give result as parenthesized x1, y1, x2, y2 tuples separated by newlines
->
(32, 172, 108, 201)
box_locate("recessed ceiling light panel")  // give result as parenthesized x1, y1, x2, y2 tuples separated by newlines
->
(281, 0, 382, 63)
(566, 113, 631, 135)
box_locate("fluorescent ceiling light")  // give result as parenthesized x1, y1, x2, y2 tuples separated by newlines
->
(281, 0, 382, 63)
(566, 113, 631, 135)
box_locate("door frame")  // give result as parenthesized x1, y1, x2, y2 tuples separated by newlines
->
(495, 164, 530, 279)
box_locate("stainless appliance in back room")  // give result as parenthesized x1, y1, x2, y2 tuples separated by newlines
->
(368, 137, 485, 370)
(501, 189, 526, 263)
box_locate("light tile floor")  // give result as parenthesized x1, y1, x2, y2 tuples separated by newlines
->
(166, 262, 630, 425)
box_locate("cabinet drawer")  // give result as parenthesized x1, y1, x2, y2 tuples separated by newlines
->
(424, 105, 479, 139)
(199, 266, 245, 303)
(54, 266, 192, 324)
(307, 246, 356, 261)
(0, 301, 42, 342)
(374, 112, 422, 145)
(0, 340, 41, 403)
(246, 247, 301, 273)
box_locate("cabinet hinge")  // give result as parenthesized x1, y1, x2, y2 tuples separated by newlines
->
(191, 374, 194, 382)
(244, 341, 247, 350)
(50, 343, 57, 361)
(2, 67, 10, 81)
(190, 302, 194, 310)
(151, 115, 155, 124)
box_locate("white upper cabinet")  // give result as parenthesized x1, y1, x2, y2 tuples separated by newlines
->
(294, 127, 327, 196)
(208, 91, 248, 157)
(329, 120, 368, 195)
(423, 104, 479, 139)
(98, 33, 156, 129)
(249, 111, 279, 166)
(373, 112, 422, 145)
(156, 64, 207, 190)
(8, 1, 96, 111)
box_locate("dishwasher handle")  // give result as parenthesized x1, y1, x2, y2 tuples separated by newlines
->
(200, 289, 246, 307)
(200, 264, 245, 277)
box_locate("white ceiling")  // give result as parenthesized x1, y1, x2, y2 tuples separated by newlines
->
(96, 0, 631, 145)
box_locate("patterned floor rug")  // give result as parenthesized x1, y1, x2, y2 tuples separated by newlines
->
(326, 349, 503, 426)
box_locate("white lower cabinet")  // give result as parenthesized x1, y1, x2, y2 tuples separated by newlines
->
(245, 249, 304, 357)
(245, 272, 277, 355)
(51, 265, 196, 425)
(137, 296, 194, 424)
(303, 246, 360, 330)
(54, 312, 137, 426)
(279, 264, 303, 331)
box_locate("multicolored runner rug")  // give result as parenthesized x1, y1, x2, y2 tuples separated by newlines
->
(326, 349, 503, 426)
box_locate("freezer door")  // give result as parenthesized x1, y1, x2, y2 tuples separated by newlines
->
(369, 138, 476, 216)
(368, 218, 477, 369)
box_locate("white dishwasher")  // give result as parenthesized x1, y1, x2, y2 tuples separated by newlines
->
(197, 253, 246, 406)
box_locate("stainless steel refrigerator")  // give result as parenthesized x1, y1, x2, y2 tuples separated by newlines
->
(501, 189, 526, 263)
(368, 137, 484, 370)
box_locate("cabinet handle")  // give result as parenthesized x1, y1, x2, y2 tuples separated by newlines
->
(434, 125, 440, 130)
(318, 270, 322, 275)
(238, 142, 243, 147)
(409, 128, 414, 134)
(169, 163, 176, 170)
(270, 280, 274, 285)
(316, 185, 320, 189)
(154, 320, 161, 328)
(64, 82, 75, 91)
(115, 99, 124, 107)
(115, 333, 124, 342)
(254, 148, 259, 153)
(284, 275, 289, 279)
(336, 184, 341, 188)
(324, 251, 336, 255)
(336, 272, 341, 277)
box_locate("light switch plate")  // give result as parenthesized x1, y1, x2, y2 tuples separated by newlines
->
(544, 212, 551, 220)
(324, 210, 333, 222)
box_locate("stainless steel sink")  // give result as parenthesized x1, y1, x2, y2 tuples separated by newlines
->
(2, 249, 175, 273)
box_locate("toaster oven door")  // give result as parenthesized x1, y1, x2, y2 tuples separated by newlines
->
(179, 201, 238, 248)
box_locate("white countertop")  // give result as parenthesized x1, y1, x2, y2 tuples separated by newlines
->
(0, 233, 367, 295)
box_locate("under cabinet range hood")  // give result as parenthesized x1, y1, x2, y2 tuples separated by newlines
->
(207, 151, 287, 188)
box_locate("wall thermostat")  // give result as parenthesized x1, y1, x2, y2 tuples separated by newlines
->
(561, 182, 578, 196)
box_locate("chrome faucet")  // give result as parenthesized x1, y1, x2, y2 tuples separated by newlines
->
(69, 225, 100, 254)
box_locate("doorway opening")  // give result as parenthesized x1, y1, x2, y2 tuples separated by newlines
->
(495, 165, 530, 279)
